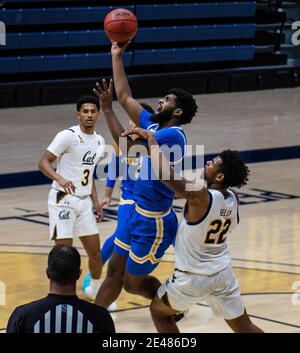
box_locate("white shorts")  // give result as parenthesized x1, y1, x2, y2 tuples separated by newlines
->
(157, 265, 245, 320)
(48, 188, 99, 240)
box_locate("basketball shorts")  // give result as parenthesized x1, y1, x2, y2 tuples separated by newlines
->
(48, 188, 99, 240)
(113, 196, 135, 257)
(157, 265, 245, 320)
(114, 203, 178, 276)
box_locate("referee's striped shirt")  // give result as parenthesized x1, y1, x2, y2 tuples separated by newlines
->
(6, 294, 115, 333)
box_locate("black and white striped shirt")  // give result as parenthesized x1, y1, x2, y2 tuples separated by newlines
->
(6, 294, 115, 333)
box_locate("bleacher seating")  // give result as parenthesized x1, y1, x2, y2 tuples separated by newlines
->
(0, 0, 293, 107)
(1, 24, 256, 50)
(0, 2, 257, 73)
(136, 3, 256, 20)
(1, 3, 255, 26)
(0, 46, 256, 74)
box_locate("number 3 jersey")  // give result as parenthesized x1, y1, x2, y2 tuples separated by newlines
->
(174, 189, 239, 276)
(47, 125, 105, 197)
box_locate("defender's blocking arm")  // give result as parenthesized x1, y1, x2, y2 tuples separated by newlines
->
(122, 127, 208, 202)
(94, 79, 147, 153)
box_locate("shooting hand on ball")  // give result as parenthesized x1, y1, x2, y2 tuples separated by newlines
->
(111, 41, 131, 57)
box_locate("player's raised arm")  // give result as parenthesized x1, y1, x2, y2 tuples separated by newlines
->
(122, 127, 207, 201)
(111, 41, 143, 125)
(94, 79, 146, 153)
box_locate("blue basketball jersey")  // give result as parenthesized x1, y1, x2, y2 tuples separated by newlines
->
(106, 153, 139, 200)
(132, 109, 187, 212)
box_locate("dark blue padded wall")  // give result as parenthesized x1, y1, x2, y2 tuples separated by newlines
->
(0, 1, 292, 107)
(4, 24, 256, 50)
(0, 2, 256, 75)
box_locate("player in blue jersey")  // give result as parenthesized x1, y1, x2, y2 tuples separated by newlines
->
(93, 42, 198, 309)
(82, 104, 154, 302)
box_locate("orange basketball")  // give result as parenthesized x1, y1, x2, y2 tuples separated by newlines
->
(104, 8, 138, 43)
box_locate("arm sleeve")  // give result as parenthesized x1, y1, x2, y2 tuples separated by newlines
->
(103, 312, 116, 333)
(155, 128, 186, 164)
(106, 154, 120, 189)
(139, 109, 153, 129)
(47, 130, 72, 157)
(6, 309, 23, 333)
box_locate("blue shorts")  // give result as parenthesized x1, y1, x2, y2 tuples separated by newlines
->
(115, 203, 178, 276)
(113, 196, 134, 257)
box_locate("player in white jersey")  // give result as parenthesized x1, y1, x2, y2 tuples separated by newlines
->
(38, 95, 106, 300)
(122, 127, 263, 333)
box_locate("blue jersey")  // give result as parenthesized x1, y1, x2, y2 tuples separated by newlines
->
(132, 109, 187, 212)
(106, 153, 139, 200)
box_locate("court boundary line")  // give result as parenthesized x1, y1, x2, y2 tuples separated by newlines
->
(160, 260, 300, 275)
(94, 296, 300, 330)
(232, 258, 300, 268)
(164, 254, 300, 269)
(233, 266, 300, 276)
(196, 303, 300, 329)
(1, 293, 298, 332)
(0, 250, 299, 275)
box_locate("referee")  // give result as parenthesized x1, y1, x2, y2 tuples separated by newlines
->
(6, 245, 115, 333)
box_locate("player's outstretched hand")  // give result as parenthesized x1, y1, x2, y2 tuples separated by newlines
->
(93, 79, 113, 112)
(111, 40, 131, 57)
(57, 176, 76, 194)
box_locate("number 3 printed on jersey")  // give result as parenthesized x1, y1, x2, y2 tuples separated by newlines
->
(81, 169, 90, 186)
(205, 219, 232, 244)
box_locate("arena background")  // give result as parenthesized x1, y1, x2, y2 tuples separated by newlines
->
(0, 0, 299, 333)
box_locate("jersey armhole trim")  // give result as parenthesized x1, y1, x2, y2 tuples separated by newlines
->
(185, 190, 213, 226)
(230, 190, 240, 224)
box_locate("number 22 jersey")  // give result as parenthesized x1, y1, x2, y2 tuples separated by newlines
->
(175, 189, 239, 275)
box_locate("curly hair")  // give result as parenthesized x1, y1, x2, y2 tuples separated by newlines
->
(168, 88, 198, 124)
(219, 149, 250, 188)
(76, 95, 100, 112)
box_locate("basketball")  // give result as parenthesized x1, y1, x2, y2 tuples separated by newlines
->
(104, 8, 138, 43)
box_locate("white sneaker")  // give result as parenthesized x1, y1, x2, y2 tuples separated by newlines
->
(83, 284, 117, 312)
(107, 302, 117, 312)
(82, 284, 98, 301)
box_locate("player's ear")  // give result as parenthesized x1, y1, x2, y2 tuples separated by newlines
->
(215, 172, 224, 184)
(76, 111, 81, 120)
(173, 108, 183, 118)
(77, 269, 82, 280)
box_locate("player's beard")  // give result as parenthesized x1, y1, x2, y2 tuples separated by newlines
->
(149, 109, 173, 125)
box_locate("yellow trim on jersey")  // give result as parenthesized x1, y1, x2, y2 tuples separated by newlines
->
(114, 237, 131, 251)
(129, 218, 164, 265)
(125, 157, 140, 166)
(135, 204, 171, 218)
(119, 195, 135, 205)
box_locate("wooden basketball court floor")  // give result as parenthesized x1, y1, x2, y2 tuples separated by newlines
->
(0, 88, 300, 333)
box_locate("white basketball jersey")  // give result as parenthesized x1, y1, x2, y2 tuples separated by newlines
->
(47, 125, 105, 197)
(174, 189, 239, 275)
